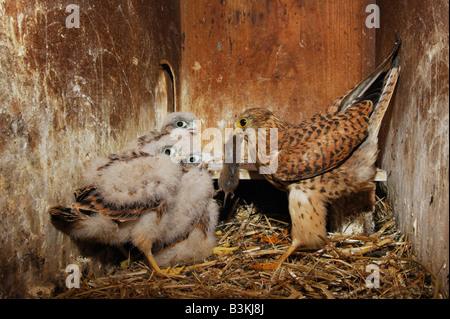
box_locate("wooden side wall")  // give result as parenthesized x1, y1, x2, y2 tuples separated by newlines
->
(377, 0, 449, 297)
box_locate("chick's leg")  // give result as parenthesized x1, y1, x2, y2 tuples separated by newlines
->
(133, 235, 184, 278)
(145, 251, 163, 273)
(144, 251, 184, 278)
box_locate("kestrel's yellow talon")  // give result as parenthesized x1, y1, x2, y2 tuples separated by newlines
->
(120, 259, 131, 268)
(146, 254, 184, 278)
(213, 246, 239, 256)
(117, 246, 134, 268)
(163, 265, 185, 275)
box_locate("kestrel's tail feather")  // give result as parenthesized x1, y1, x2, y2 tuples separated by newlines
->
(336, 49, 400, 187)
(369, 55, 400, 138)
(332, 33, 401, 113)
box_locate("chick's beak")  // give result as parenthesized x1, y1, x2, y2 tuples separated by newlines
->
(173, 155, 187, 163)
(170, 147, 186, 163)
(187, 121, 200, 134)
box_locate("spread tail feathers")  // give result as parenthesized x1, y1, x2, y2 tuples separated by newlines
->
(369, 54, 400, 138)
(336, 33, 401, 113)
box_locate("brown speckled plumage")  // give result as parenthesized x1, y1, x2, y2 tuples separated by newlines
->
(235, 36, 401, 262)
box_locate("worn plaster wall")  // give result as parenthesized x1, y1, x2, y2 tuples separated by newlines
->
(377, 0, 449, 296)
(0, 0, 181, 297)
(180, 0, 375, 130)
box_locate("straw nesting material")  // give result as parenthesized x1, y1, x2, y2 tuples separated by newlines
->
(54, 197, 440, 299)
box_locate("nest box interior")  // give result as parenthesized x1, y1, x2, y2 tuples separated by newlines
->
(0, 0, 448, 297)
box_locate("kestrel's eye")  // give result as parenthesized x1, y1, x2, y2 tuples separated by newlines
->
(175, 120, 188, 128)
(162, 147, 173, 156)
(238, 118, 248, 128)
(185, 155, 202, 166)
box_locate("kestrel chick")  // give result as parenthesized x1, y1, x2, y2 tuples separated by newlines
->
(125, 112, 199, 154)
(49, 151, 183, 275)
(160, 112, 199, 134)
(49, 132, 218, 274)
(153, 166, 219, 267)
(235, 36, 401, 264)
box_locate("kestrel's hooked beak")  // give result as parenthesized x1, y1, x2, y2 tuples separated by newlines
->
(172, 155, 187, 163)
(233, 126, 245, 135)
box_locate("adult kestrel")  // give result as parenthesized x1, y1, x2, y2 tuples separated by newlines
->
(235, 36, 401, 264)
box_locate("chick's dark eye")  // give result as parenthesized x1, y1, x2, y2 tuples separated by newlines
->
(163, 148, 172, 155)
(185, 155, 201, 166)
(239, 118, 248, 127)
(176, 120, 187, 128)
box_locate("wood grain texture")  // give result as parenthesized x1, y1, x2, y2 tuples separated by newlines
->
(377, 0, 449, 297)
(180, 0, 375, 130)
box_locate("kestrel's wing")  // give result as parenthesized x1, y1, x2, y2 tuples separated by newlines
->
(72, 185, 167, 222)
(272, 101, 373, 181)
